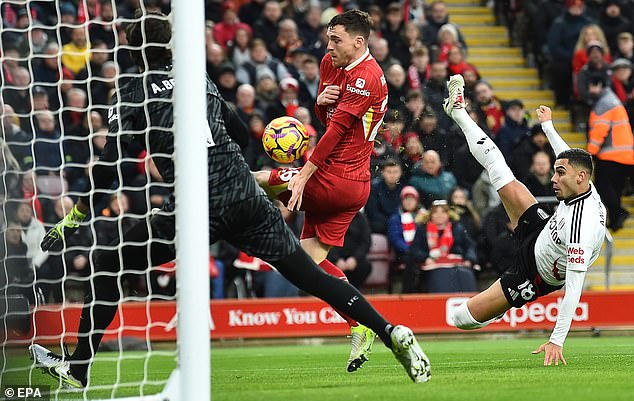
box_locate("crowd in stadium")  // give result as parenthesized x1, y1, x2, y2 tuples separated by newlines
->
(1, 0, 632, 303)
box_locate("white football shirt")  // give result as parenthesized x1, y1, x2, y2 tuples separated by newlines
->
(534, 185, 606, 286)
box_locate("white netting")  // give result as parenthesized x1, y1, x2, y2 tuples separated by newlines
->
(1, 1, 184, 399)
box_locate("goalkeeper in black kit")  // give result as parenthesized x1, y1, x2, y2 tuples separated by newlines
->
(30, 10, 430, 388)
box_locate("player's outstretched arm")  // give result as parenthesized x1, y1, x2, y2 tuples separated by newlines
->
(535, 105, 571, 156)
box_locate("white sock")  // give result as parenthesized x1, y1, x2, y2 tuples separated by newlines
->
(452, 108, 515, 191)
(452, 302, 490, 330)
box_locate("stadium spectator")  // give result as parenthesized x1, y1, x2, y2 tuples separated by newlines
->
(586, 74, 634, 231)
(213, 1, 251, 49)
(400, 133, 424, 182)
(327, 212, 372, 289)
(402, 21, 425, 63)
(266, 76, 301, 121)
(14, 201, 48, 270)
(462, 66, 480, 101)
(269, 18, 304, 64)
(473, 80, 506, 137)
(470, 170, 500, 218)
(424, 61, 451, 129)
(58, 2, 78, 44)
(17, 22, 50, 57)
(238, 0, 265, 26)
(522, 150, 555, 198)
(365, 159, 404, 235)
(31, 87, 50, 112)
(370, 37, 399, 73)
(0, 138, 22, 201)
(228, 26, 253, 69)
(599, 0, 632, 53)
(387, 186, 423, 264)
(88, 0, 116, 48)
(32, 111, 63, 175)
(546, 0, 592, 107)
(234, 84, 261, 125)
(422, 1, 466, 50)
(235, 39, 289, 86)
(381, 3, 409, 66)
(32, 43, 73, 110)
(484, 205, 515, 276)
(571, 25, 611, 79)
(414, 109, 450, 166)
(216, 64, 239, 104)
(447, 45, 478, 77)
(402, 90, 427, 132)
(577, 42, 611, 105)
(253, 0, 283, 46)
(403, 200, 477, 293)
(436, 24, 461, 62)
(386, 64, 409, 113)
(409, 150, 457, 208)
(61, 27, 90, 75)
(298, 5, 324, 57)
(297, 56, 320, 109)
(449, 186, 480, 241)
(610, 58, 634, 107)
(3, 66, 32, 120)
(510, 123, 555, 182)
(1, 221, 35, 304)
(496, 99, 530, 162)
(614, 32, 634, 62)
(206, 43, 227, 83)
(407, 46, 431, 90)
(61, 88, 88, 137)
(2, 104, 33, 170)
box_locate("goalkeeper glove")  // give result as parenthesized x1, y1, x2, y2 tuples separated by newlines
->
(40, 205, 88, 251)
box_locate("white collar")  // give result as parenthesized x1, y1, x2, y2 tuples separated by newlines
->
(345, 48, 371, 71)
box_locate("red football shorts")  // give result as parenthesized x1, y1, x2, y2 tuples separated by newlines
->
(268, 167, 370, 247)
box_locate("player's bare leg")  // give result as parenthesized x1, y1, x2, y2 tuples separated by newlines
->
(452, 279, 511, 330)
(466, 280, 512, 322)
(498, 182, 539, 230)
(301, 236, 377, 372)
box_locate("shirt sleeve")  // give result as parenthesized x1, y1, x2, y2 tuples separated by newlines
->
(80, 94, 135, 206)
(548, 268, 585, 346)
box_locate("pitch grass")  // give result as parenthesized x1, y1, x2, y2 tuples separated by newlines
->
(3, 336, 633, 400)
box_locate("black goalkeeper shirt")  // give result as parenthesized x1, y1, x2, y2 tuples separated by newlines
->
(80, 65, 249, 207)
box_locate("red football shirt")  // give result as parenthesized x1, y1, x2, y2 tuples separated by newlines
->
(311, 50, 388, 181)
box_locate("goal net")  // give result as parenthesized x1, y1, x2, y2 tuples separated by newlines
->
(1, 1, 210, 399)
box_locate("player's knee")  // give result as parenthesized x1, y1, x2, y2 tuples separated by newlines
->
(452, 302, 488, 330)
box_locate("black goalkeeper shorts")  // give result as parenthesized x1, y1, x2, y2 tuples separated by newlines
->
(500, 204, 563, 308)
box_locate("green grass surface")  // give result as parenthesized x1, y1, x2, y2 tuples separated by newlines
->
(3, 336, 634, 400)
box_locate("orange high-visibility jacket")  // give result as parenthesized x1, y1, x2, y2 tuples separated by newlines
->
(587, 89, 634, 165)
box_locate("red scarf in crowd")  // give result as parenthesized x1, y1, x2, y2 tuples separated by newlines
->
(426, 222, 453, 258)
(400, 212, 417, 245)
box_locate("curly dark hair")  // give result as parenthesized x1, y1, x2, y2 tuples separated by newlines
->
(125, 9, 172, 69)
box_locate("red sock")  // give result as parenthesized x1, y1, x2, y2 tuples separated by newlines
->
(319, 259, 358, 327)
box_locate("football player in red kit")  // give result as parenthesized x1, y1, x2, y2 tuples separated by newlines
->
(254, 10, 389, 372)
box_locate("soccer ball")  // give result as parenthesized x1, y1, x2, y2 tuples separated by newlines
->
(262, 116, 309, 164)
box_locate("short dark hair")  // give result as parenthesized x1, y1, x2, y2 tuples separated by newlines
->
(328, 10, 372, 41)
(557, 148, 593, 175)
(382, 158, 401, 169)
(125, 10, 172, 68)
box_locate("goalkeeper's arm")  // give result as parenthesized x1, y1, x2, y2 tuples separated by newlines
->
(41, 129, 125, 251)
(535, 105, 571, 156)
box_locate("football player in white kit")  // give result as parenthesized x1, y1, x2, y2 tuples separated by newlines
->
(443, 75, 607, 366)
